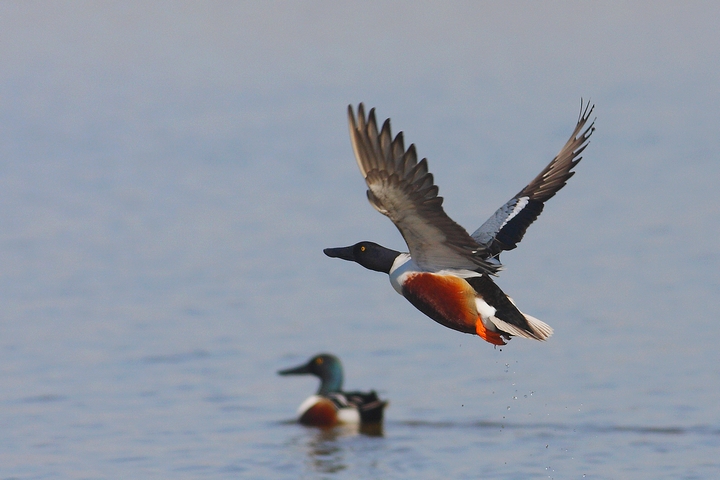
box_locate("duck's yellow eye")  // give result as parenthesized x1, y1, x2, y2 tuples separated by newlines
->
(360, 246, 366, 252)
(316, 358, 323, 365)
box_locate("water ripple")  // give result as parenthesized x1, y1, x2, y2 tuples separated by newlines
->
(392, 419, 720, 436)
(18, 394, 66, 404)
(141, 349, 211, 364)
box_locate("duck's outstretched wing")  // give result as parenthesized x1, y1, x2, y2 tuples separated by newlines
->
(471, 101, 595, 258)
(348, 104, 499, 274)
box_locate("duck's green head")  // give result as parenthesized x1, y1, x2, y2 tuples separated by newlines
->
(278, 353, 344, 395)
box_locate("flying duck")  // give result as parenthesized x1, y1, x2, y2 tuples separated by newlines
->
(324, 102, 594, 345)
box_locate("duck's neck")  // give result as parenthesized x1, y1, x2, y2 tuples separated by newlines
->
(317, 365, 343, 395)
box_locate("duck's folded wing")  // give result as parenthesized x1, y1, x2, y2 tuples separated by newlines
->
(348, 104, 499, 274)
(472, 101, 595, 257)
(344, 390, 388, 423)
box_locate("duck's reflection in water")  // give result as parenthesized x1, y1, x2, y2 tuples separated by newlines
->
(303, 422, 384, 474)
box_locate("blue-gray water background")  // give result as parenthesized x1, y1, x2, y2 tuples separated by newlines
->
(1, 2, 719, 478)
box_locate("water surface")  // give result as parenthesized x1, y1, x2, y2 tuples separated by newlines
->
(1, 3, 719, 479)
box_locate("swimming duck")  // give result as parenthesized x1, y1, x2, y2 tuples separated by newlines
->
(278, 353, 387, 427)
(324, 102, 594, 345)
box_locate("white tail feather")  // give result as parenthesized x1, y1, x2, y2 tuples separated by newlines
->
(491, 313, 553, 341)
(522, 313, 554, 339)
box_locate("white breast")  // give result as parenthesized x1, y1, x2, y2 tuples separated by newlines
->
(297, 395, 323, 416)
(388, 253, 415, 294)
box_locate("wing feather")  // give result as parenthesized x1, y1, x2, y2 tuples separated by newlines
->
(348, 104, 499, 274)
(472, 100, 595, 256)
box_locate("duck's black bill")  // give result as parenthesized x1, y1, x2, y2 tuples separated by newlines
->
(323, 246, 355, 261)
(277, 363, 311, 376)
